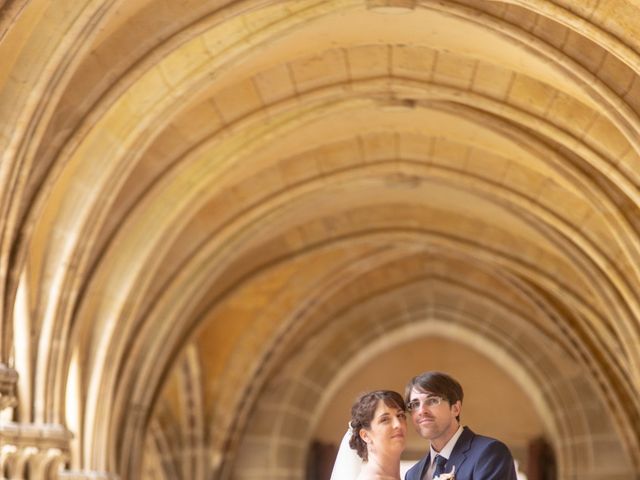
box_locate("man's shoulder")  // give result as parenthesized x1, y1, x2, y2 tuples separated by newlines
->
(471, 432, 506, 445)
(462, 429, 518, 478)
(463, 428, 513, 456)
(404, 456, 426, 480)
(464, 427, 509, 452)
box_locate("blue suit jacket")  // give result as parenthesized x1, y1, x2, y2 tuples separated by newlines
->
(404, 426, 517, 480)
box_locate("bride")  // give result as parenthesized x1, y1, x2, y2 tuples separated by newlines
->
(331, 390, 407, 480)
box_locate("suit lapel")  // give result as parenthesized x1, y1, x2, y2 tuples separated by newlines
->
(416, 453, 430, 480)
(407, 452, 430, 480)
(445, 426, 474, 474)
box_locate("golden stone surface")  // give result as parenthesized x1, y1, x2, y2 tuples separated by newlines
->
(1, 1, 640, 479)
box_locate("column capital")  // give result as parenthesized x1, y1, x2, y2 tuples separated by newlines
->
(0, 444, 67, 479)
(58, 472, 120, 480)
(0, 423, 120, 478)
(0, 364, 18, 410)
(0, 422, 72, 449)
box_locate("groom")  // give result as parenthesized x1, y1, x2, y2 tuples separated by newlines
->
(404, 371, 517, 480)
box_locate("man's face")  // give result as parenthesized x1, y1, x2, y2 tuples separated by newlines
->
(408, 387, 461, 447)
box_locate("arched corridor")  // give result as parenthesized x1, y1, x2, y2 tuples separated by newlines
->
(1, 1, 640, 478)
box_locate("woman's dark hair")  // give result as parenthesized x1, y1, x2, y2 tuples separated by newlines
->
(404, 371, 464, 421)
(349, 390, 405, 461)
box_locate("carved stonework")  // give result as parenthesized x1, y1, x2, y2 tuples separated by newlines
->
(0, 364, 18, 410)
(365, 0, 417, 13)
(0, 422, 120, 479)
(0, 423, 71, 479)
(58, 472, 120, 479)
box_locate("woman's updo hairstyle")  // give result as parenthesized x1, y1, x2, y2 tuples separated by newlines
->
(348, 390, 405, 461)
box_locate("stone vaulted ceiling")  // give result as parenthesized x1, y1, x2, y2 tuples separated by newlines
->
(1, 1, 640, 479)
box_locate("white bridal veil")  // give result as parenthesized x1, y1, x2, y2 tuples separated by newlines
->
(330, 428, 363, 480)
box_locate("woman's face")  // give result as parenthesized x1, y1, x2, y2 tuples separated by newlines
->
(361, 399, 407, 457)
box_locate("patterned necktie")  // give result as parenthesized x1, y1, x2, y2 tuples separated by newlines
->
(432, 454, 447, 478)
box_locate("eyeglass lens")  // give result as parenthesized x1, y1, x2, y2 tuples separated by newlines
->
(408, 396, 442, 411)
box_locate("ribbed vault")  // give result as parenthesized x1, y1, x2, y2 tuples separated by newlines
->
(1, 1, 640, 479)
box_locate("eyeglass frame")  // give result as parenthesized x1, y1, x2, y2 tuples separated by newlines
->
(406, 395, 446, 412)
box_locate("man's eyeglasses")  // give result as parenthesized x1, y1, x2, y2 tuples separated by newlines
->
(406, 396, 444, 411)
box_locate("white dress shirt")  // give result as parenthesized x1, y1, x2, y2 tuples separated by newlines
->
(423, 425, 464, 479)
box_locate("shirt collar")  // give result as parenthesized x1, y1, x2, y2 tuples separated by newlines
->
(430, 425, 464, 464)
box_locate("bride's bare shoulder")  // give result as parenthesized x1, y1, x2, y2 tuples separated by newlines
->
(355, 474, 400, 480)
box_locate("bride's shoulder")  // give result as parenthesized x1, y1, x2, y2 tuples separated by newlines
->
(355, 474, 400, 480)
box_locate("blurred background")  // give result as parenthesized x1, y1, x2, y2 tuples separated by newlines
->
(2, 1, 640, 479)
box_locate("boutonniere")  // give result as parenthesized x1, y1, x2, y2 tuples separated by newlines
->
(434, 465, 455, 480)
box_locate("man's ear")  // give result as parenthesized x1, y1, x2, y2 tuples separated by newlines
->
(451, 400, 462, 418)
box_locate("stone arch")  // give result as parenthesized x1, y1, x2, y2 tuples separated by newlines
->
(3, 1, 640, 479)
